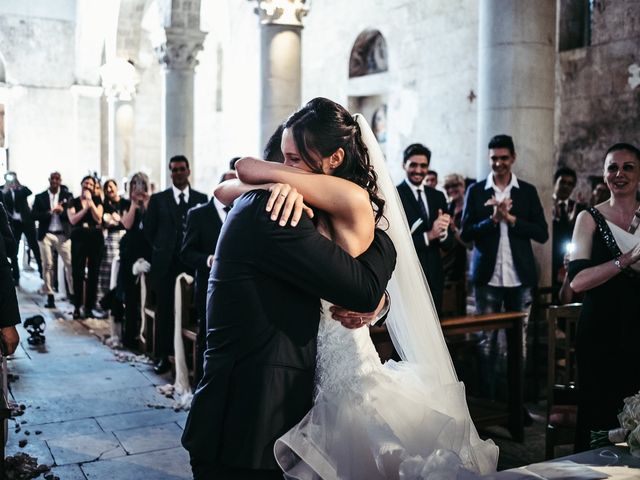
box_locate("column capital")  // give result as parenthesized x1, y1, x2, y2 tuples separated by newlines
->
(252, 0, 310, 27)
(155, 28, 207, 70)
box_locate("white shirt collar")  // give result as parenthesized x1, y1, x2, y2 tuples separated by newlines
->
(404, 178, 425, 193)
(172, 185, 190, 204)
(485, 172, 519, 191)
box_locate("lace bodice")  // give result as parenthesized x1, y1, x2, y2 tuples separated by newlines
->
(315, 300, 388, 396)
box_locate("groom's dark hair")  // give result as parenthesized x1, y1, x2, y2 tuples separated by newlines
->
(284, 97, 385, 222)
(263, 124, 285, 163)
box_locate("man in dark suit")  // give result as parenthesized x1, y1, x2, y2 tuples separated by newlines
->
(144, 155, 208, 374)
(180, 197, 223, 384)
(1, 171, 42, 284)
(0, 203, 20, 355)
(397, 143, 452, 314)
(460, 134, 548, 399)
(31, 172, 75, 309)
(551, 166, 586, 299)
(181, 189, 396, 479)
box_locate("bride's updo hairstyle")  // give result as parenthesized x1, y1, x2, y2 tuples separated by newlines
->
(284, 97, 385, 222)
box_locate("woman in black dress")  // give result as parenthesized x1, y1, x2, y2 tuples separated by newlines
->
(68, 175, 104, 319)
(119, 172, 151, 349)
(569, 143, 640, 452)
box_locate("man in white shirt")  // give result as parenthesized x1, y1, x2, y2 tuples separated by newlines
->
(144, 155, 208, 374)
(32, 172, 75, 308)
(397, 143, 452, 314)
(460, 134, 548, 399)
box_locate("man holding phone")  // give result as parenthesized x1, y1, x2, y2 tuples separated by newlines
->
(32, 172, 75, 309)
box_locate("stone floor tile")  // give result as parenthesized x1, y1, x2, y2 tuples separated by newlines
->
(47, 431, 127, 465)
(36, 463, 88, 480)
(5, 436, 55, 467)
(81, 448, 191, 480)
(22, 417, 103, 440)
(113, 423, 184, 455)
(96, 408, 187, 432)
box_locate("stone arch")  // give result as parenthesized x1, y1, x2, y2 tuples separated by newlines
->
(348, 29, 388, 78)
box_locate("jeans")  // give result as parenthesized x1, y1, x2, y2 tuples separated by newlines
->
(474, 285, 532, 399)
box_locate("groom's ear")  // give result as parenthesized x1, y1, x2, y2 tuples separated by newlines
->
(328, 148, 345, 170)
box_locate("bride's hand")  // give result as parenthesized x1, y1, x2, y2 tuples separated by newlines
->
(267, 183, 314, 227)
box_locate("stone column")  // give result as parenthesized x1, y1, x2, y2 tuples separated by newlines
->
(255, 1, 309, 150)
(100, 59, 138, 183)
(156, 27, 206, 188)
(476, 0, 556, 287)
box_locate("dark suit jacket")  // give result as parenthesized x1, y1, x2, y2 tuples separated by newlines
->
(0, 203, 20, 328)
(180, 199, 223, 320)
(0, 186, 34, 225)
(181, 190, 396, 471)
(0, 203, 16, 267)
(460, 177, 548, 287)
(397, 181, 452, 309)
(144, 187, 208, 287)
(31, 189, 74, 240)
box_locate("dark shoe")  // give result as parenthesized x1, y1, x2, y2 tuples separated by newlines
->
(86, 308, 108, 319)
(72, 307, 83, 320)
(45, 295, 56, 309)
(154, 358, 171, 375)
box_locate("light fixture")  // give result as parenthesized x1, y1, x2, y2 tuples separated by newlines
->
(100, 58, 139, 101)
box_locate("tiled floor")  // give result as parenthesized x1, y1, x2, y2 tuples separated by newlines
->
(5, 271, 190, 480)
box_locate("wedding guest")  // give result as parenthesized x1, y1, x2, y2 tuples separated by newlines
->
(97, 179, 129, 318)
(68, 175, 104, 319)
(590, 180, 610, 206)
(144, 155, 207, 374)
(0, 171, 42, 283)
(119, 172, 151, 349)
(0, 203, 20, 355)
(31, 172, 74, 309)
(442, 173, 469, 316)
(569, 142, 640, 452)
(551, 167, 586, 299)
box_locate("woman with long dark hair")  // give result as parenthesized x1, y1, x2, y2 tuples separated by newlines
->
(216, 98, 497, 478)
(68, 175, 104, 319)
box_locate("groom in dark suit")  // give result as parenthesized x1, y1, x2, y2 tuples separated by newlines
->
(144, 155, 208, 374)
(182, 189, 396, 479)
(397, 143, 452, 314)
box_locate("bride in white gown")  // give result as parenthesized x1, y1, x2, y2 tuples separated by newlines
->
(224, 98, 498, 479)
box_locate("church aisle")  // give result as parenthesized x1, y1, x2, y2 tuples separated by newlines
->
(4, 272, 191, 480)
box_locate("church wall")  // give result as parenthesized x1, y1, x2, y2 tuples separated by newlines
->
(0, 3, 102, 194)
(556, 0, 640, 198)
(301, 0, 480, 185)
(193, 0, 261, 195)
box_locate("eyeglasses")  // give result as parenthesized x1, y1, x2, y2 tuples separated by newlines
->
(171, 166, 187, 173)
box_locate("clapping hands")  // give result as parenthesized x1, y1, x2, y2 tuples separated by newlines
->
(486, 196, 515, 225)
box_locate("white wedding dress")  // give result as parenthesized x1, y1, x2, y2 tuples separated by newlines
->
(274, 114, 498, 479)
(274, 301, 497, 480)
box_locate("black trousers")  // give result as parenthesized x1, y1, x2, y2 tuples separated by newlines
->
(9, 219, 42, 281)
(192, 464, 282, 480)
(71, 228, 104, 310)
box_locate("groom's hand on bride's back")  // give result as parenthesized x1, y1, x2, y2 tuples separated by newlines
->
(330, 293, 388, 329)
(266, 183, 314, 227)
